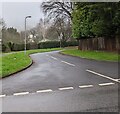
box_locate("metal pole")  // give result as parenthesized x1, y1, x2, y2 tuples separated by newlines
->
(24, 16, 31, 55)
(24, 17, 27, 55)
(60, 32, 63, 48)
(60, 38, 61, 48)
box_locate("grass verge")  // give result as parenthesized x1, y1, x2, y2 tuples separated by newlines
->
(61, 49, 119, 62)
(1, 48, 61, 78)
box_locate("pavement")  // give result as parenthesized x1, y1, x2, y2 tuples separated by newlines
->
(0, 51, 119, 112)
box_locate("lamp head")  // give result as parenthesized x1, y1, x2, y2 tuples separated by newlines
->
(28, 16, 31, 18)
(26, 16, 32, 19)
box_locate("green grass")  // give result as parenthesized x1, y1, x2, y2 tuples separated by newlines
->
(1, 48, 119, 78)
(61, 49, 119, 62)
(1, 48, 61, 78)
(0, 57, 2, 77)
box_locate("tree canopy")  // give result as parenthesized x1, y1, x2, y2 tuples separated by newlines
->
(41, 1, 73, 21)
(72, 2, 120, 39)
(2, 27, 21, 44)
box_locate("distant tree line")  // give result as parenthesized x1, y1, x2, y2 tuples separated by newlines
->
(1, 1, 75, 52)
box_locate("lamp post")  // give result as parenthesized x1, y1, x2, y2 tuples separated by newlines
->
(24, 16, 31, 55)
(58, 27, 62, 48)
(60, 32, 63, 48)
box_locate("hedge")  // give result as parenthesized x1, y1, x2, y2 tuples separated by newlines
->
(38, 41, 78, 49)
(2, 41, 78, 52)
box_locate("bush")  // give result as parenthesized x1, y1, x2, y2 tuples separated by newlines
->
(38, 41, 78, 49)
(65, 41, 79, 47)
(2, 44, 6, 52)
(2, 41, 78, 52)
(8, 43, 43, 51)
(7, 42, 14, 51)
(38, 41, 60, 49)
(12, 44, 24, 51)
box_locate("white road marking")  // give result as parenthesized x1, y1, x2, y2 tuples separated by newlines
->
(114, 78, 120, 81)
(0, 95, 6, 98)
(36, 89, 53, 93)
(79, 85, 93, 88)
(46, 55, 49, 57)
(59, 87, 74, 90)
(86, 69, 120, 83)
(13, 92, 29, 96)
(50, 56, 58, 60)
(99, 82, 115, 86)
(0, 81, 116, 97)
(61, 61, 75, 66)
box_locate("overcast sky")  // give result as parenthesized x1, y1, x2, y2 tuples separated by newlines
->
(1, 1, 44, 31)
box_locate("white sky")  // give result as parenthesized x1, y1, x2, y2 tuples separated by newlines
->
(0, 1, 45, 31)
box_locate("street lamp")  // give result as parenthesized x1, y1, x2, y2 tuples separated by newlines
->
(24, 16, 31, 55)
(58, 27, 62, 48)
(60, 32, 63, 48)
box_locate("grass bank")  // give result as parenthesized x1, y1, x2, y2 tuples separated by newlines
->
(1, 48, 61, 78)
(61, 49, 119, 62)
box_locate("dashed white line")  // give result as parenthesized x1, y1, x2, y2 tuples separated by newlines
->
(86, 69, 120, 83)
(50, 56, 58, 60)
(13, 92, 29, 96)
(46, 55, 58, 60)
(46, 54, 75, 66)
(59, 87, 74, 90)
(61, 61, 75, 66)
(1, 82, 116, 97)
(46, 54, 49, 57)
(99, 82, 115, 86)
(0, 95, 6, 98)
(36, 89, 53, 93)
(79, 85, 93, 88)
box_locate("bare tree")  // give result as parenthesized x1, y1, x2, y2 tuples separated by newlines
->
(41, 1, 73, 21)
(52, 17, 72, 42)
(0, 18, 6, 29)
(45, 26, 58, 41)
(26, 18, 50, 43)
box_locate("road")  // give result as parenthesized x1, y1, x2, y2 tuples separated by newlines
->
(0, 51, 119, 112)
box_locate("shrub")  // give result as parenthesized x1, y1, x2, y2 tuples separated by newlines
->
(38, 41, 60, 49)
(38, 41, 78, 49)
(2, 44, 6, 52)
(2, 41, 78, 52)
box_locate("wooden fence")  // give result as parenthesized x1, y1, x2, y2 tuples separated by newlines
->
(78, 37, 120, 52)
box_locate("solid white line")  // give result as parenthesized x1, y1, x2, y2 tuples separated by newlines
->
(36, 89, 53, 93)
(61, 61, 75, 66)
(114, 78, 120, 81)
(0, 95, 6, 98)
(79, 85, 93, 88)
(13, 92, 29, 96)
(50, 56, 58, 60)
(99, 82, 115, 86)
(86, 69, 120, 83)
(59, 87, 74, 90)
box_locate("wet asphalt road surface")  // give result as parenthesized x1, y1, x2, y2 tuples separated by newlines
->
(0, 51, 119, 112)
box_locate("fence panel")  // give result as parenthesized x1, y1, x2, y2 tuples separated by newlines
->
(78, 37, 120, 52)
